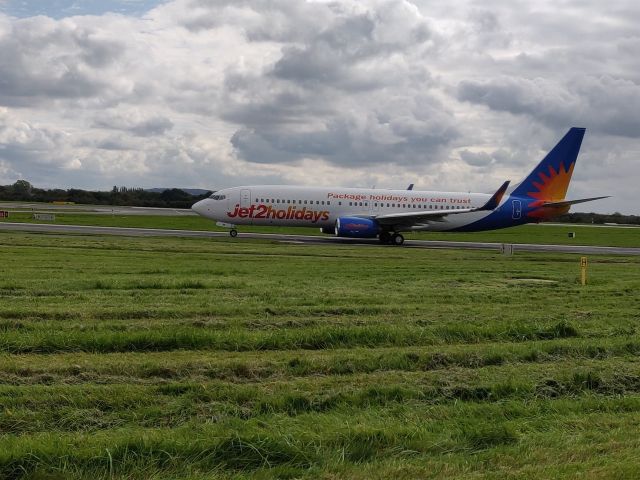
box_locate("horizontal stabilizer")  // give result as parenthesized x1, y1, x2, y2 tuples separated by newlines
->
(478, 181, 510, 211)
(542, 196, 610, 208)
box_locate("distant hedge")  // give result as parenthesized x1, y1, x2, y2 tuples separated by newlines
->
(0, 180, 211, 209)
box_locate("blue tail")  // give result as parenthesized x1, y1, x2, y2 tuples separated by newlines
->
(511, 127, 585, 202)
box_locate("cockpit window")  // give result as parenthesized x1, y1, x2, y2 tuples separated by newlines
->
(209, 194, 226, 200)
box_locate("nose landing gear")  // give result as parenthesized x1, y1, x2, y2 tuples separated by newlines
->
(215, 222, 238, 238)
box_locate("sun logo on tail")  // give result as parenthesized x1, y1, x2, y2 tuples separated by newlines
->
(526, 161, 575, 218)
(528, 161, 575, 203)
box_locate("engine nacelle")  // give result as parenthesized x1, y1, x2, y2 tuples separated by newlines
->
(335, 217, 379, 238)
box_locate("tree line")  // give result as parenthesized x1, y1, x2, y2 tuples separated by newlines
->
(0, 180, 211, 209)
(555, 211, 639, 225)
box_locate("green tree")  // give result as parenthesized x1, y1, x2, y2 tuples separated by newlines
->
(13, 180, 32, 198)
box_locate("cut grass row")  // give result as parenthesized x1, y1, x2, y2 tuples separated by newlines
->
(2, 403, 640, 479)
(0, 320, 608, 353)
(2, 359, 640, 434)
(2, 337, 640, 384)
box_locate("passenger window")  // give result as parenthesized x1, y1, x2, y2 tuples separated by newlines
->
(321, 201, 325, 205)
(327, 201, 330, 205)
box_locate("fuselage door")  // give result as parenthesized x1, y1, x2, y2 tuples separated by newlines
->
(512, 199, 522, 220)
(240, 189, 251, 208)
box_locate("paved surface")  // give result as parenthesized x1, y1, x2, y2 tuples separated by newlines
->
(540, 222, 639, 229)
(0, 202, 195, 216)
(1, 222, 639, 255)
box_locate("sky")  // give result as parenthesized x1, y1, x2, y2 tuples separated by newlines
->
(0, 0, 638, 214)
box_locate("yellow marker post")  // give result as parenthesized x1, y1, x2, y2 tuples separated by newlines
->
(580, 257, 588, 285)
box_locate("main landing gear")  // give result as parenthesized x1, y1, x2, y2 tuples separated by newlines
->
(391, 233, 405, 246)
(229, 229, 238, 237)
(379, 231, 404, 246)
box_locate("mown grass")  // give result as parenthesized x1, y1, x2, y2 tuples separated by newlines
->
(0, 230, 639, 478)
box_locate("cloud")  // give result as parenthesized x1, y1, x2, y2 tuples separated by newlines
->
(0, 15, 126, 106)
(216, 1, 453, 169)
(0, 0, 637, 213)
(93, 110, 174, 136)
(457, 75, 640, 139)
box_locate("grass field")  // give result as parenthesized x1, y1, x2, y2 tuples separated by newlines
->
(1, 230, 639, 479)
(3, 210, 640, 247)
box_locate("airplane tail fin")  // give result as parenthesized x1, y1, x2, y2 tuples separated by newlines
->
(510, 127, 585, 202)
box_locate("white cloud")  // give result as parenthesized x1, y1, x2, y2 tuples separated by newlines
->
(0, 0, 637, 213)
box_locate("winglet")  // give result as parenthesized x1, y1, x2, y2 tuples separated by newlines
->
(407, 183, 414, 190)
(478, 181, 510, 211)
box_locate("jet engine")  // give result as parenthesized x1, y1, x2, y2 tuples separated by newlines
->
(335, 217, 379, 238)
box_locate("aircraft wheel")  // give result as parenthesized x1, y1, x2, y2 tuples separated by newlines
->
(229, 229, 238, 238)
(379, 232, 391, 244)
(391, 233, 404, 246)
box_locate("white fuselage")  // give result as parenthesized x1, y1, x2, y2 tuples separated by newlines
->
(192, 185, 496, 232)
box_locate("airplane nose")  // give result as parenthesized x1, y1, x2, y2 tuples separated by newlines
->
(191, 200, 206, 216)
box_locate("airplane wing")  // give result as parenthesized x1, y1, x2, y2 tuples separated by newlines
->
(541, 196, 610, 208)
(373, 181, 510, 226)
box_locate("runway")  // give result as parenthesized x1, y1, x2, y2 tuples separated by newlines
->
(1, 222, 639, 255)
(0, 202, 194, 216)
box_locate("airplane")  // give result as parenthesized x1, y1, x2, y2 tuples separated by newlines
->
(191, 127, 608, 245)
